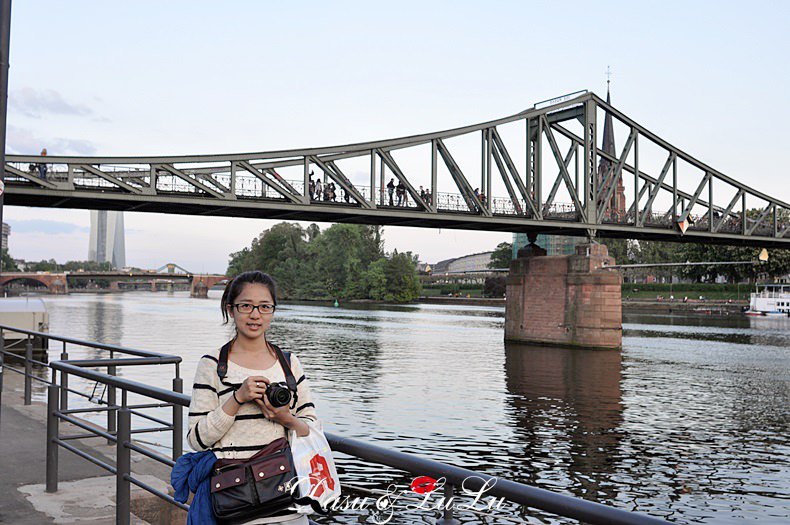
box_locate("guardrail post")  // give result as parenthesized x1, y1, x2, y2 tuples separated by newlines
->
(116, 404, 131, 525)
(107, 364, 117, 445)
(24, 335, 32, 405)
(0, 330, 5, 429)
(46, 384, 59, 493)
(60, 343, 69, 410)
(172, 376, 183, 460)
(435, 483, 461, 525)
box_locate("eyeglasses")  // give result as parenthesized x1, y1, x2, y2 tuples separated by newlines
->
(233, 303, 276, 315)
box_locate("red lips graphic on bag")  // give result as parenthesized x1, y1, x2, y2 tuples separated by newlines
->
(410, 476, 438, 494)
(309, 454, 335, 497)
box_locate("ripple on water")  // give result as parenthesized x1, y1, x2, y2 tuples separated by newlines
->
(33, 292, 790, 524)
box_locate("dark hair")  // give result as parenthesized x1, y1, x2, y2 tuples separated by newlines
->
(220, 271, 278, 324)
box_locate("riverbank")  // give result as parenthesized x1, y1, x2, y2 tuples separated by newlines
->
(415, 296, 751, 316)
(622, 298, 747, 315)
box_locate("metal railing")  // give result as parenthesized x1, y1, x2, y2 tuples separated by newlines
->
(0, 324, 672, 525)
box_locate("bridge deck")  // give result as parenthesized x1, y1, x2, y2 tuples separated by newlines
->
(6, 92, 789, 248)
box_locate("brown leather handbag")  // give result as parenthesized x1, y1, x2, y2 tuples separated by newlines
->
(210, 437, 296, 523)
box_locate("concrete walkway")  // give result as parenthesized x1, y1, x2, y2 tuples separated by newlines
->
(0, 368, 184, 524)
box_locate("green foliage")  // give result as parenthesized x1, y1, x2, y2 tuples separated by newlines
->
(2, 248, 19, 272)
(15, 259, 115, 272)
(488, 242, 513, 269)
(603, 234, 790, 284)
(483, 276, 506, 297)
(227, 223, 421, 303)
(62, 260, 114, 272)
(1, 248, 19, 272)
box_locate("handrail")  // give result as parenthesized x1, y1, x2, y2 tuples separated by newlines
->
(46, 360, 671, 525)
(328, 432, 668, 525)
(1, 325, 673, 525)
(0, 323, 183, 362)
(51, 361, 188, 405)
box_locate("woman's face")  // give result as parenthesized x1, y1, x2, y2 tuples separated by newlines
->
(228, 283, 275, 341)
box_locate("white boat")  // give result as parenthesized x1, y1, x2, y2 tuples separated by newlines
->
(747, 284, 790, 317)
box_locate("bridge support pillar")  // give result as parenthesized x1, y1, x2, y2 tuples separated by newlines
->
(505, 241, 622, 349)
(190, 279, 209, 298)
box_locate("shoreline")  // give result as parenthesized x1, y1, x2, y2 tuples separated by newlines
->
(2, 291, 753, 317)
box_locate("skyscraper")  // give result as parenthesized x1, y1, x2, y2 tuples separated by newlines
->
(89, 210, 126, 268)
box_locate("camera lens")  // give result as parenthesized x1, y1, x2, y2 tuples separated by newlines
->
(266, 383, 292, 408)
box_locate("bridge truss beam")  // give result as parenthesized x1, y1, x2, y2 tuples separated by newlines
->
(4, 92, 789, 248)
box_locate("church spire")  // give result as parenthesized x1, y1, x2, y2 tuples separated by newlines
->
(601, 66, 615, 158)
(598, 66, 626, 219)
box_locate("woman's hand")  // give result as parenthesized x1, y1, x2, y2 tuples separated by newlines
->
(253, 393, 294, 426)
(234, 376, 270, 404)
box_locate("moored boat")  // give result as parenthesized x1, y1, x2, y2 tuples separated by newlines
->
(747, 284, 790, 317)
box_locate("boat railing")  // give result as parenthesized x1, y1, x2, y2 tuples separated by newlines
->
(0, 323, 671, 525)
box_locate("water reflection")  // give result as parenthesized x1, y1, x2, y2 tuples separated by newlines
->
(35, 293, 790, 524)
(86, 296, 124, 345)
(505, 343, 623, 503)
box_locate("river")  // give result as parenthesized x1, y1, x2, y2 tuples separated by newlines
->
(27, 292, 790, 524)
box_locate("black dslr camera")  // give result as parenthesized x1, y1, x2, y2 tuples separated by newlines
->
(265, 382, 292, 408)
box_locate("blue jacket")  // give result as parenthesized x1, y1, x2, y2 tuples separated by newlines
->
(171, 450, 218, 525)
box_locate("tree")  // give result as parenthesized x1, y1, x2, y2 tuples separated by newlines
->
(382, 250, 422, 302)
(488, 242, 512, 269)
(484, 276, 506, 297)
(1, 249, 19, 272)
(225, 222, 420, 303)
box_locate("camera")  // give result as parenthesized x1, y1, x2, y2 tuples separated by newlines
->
(265, 382, 292, 408)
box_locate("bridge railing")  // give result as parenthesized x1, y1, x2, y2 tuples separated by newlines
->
(0, 324, 185, 459)
(12, 154, 790, 241)
(0, 323, 673, 525)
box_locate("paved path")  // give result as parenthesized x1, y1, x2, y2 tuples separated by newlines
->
(0, 368, 177, 524)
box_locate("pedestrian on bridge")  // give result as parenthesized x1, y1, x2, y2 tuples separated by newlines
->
(387, 178, 395, 206)
(38, 148, 48, 179)
(186, 271, 319, 525)
(315, 179, 323, 202)
(396, 180, 406, 206)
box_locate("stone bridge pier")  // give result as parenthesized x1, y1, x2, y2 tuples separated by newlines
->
(190, 276, 227, 298)
(505, 240, 622, 349)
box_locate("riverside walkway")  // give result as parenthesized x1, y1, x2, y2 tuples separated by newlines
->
(0, 370, 180, 524)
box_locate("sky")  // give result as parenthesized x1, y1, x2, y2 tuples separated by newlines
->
(4, 1, 790, 273)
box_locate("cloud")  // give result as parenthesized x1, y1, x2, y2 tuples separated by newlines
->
(50, 138, 98, 156)
(6, 126, 98, 156)
(7, 219, 90, 235)
(9, 87, 93, 118)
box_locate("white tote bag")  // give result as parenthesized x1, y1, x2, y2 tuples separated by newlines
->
(288, 420, 341, 514)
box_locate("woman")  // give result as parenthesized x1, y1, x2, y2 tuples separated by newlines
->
(187, 271, 317, 524)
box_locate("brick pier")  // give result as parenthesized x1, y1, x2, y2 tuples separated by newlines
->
(505, 242, 622, 349)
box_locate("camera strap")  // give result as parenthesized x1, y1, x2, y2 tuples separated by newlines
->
(217, 339, 298, 408)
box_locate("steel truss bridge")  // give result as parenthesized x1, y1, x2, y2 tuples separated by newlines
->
(4, 91, 789, 248)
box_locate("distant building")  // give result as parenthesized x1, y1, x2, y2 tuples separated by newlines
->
(511, 233, 583, 258)
(88, 211, 126, 269)
(1, 222, 9, 252)
(432, 251, 493, 274)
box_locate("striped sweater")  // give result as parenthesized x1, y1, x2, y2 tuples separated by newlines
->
(187, 346, 318, 460)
